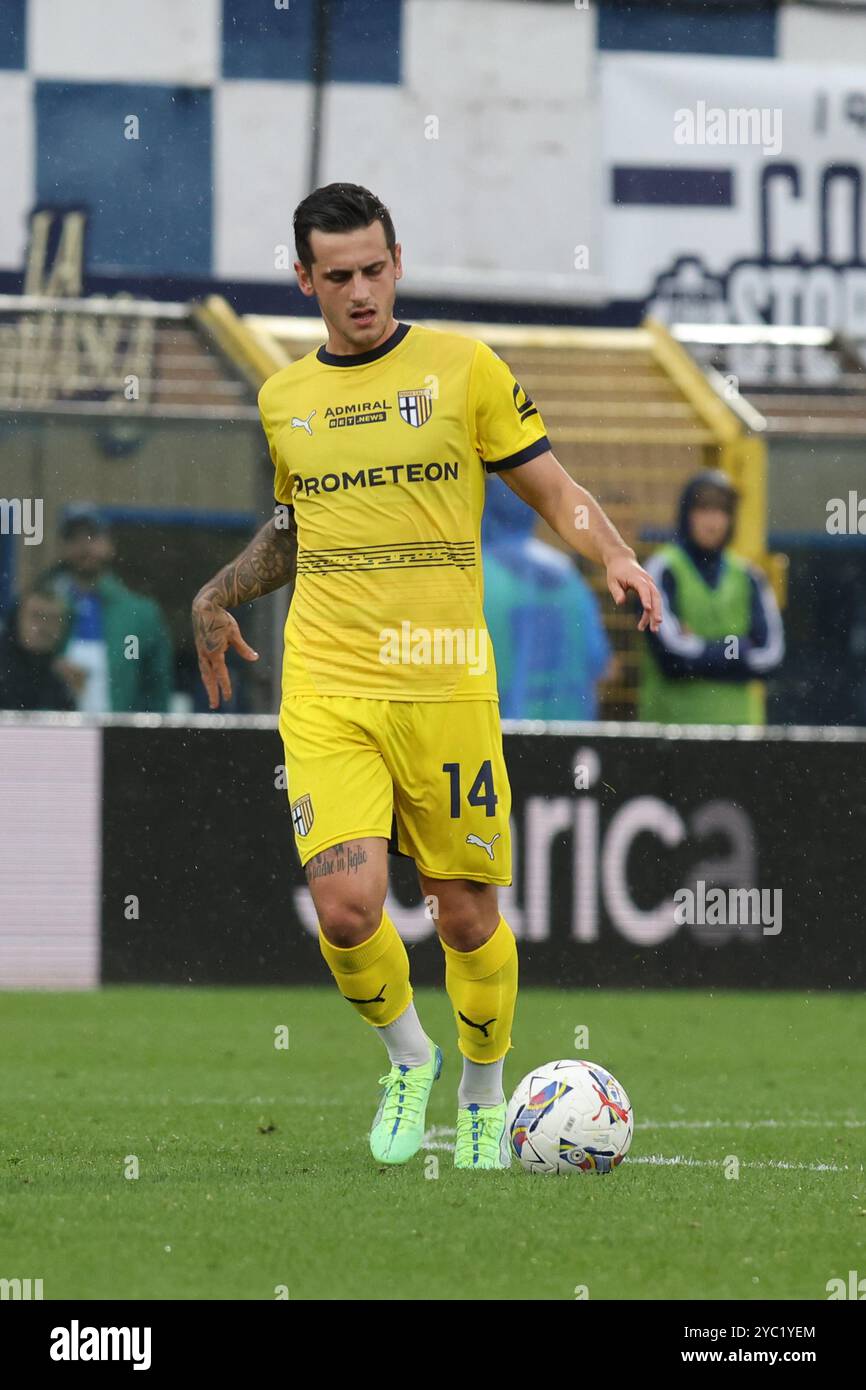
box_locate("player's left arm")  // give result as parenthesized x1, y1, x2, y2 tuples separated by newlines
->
(499, 450, 662, 633)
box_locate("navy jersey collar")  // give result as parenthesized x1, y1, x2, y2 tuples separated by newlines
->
(316, 321, 411, 367)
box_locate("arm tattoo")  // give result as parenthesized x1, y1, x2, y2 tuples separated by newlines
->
(195, 511, 298, 613)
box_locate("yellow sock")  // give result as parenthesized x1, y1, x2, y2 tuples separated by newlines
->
(441, 915, 518, 1064)
(318, 908, 412, 1027)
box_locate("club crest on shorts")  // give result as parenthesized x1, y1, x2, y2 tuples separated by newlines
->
(397, 388, 433, 428)
(291, 793, 314, 837)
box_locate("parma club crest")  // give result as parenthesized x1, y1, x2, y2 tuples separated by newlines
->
(397, 388, 433, 428)
(290, 793, 314, 837)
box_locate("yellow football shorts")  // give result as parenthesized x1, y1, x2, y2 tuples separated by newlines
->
(279, 695, 512, 885)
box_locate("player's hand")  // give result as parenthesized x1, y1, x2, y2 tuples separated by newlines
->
(606, 552, 662, 633)
(191, 597, 259, 709)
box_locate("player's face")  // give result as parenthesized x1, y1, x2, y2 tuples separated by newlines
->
(689, 505, 731, 551)
(296, 222, 402, 354)
(62, 529, 114, 578)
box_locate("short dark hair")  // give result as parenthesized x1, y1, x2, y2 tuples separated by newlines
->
(293, 183, 396, 272)
(690, 472, 738, 515)
(60, 505, 109, 540)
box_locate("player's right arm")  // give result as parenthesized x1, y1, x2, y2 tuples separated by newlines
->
(191, 507, 298, 709)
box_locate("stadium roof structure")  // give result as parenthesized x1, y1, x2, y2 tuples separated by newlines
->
(671, 323, 866, 439)
(0, 293, 261, 422)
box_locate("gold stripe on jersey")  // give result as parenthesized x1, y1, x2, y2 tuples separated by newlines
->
(258, 321, 550, 701)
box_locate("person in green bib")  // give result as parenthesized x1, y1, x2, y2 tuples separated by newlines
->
(639, 471, 784, 725)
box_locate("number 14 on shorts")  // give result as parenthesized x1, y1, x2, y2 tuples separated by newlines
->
(442, 760, 498, 816)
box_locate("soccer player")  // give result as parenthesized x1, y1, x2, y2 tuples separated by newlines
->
(192, 183, 661, 1170)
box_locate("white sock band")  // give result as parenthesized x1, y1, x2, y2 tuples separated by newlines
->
(375, 1000, 430, 1067)
(458, 1056, 505, 1108)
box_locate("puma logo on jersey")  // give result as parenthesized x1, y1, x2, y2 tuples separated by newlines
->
(458, 1010, 497, 1038)
(291, 410, 316, 434)
(466, 832, 500, 860)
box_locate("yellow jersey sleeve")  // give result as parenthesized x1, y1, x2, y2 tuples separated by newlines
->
(258, 382, 293, 505)
(468, 340, 550, 473)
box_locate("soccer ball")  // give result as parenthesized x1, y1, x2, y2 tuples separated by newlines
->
(506, 1059, 633, 1174)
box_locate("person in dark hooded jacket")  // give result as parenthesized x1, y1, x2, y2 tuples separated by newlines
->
(639, 470, 784, 724)
(0, 586, 77, 712)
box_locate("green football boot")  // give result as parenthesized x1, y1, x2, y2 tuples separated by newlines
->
(369, 1038, 443, 1165)
(454, 1101, 511, 1170)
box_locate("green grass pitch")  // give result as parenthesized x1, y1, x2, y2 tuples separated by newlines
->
(0, 987, 862, 1301)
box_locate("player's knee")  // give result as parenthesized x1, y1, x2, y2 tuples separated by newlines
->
(438, 918, 494, 952)
(316, 897, 383, 947)
(433, 886, 499, 950)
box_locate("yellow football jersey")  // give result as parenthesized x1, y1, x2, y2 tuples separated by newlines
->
(258, 321, 549, 700)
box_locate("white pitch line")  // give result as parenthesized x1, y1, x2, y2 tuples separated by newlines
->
(630, 1155, 863, 1173)
(426, 1119, 866, 1135)
(422, 1128, 864, 1174)
(425, 1121, 866, 1136)
(640, 1118, 866, 1131)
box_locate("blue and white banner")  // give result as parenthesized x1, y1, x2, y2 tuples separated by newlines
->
(0, 0, 597, 303)
(602, 53, 866, 331)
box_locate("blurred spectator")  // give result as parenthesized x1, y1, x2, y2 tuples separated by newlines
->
(38, 506, 173, 713)
(640, 470, 784, 724)
(482, 478, 612, 719)
(0, 585, 78, 711)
